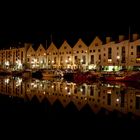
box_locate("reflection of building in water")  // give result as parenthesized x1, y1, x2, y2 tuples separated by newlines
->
(0, 76, 140, 116)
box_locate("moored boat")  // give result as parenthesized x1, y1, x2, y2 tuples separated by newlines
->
(41, 69, 63, 78)
(102, 71, 140, 82)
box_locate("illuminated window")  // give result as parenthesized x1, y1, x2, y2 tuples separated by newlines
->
(108, 59, 112, 63)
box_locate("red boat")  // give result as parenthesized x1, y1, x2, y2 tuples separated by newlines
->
(103, 71, 140, 82)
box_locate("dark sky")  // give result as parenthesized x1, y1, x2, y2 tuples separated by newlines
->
(0, 1, 139, 48)
(0, 25, 139, 49)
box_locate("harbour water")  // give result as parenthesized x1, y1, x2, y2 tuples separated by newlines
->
(0, 76, 140, 128)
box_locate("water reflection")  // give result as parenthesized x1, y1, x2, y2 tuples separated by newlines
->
(0, 76, 140, 117)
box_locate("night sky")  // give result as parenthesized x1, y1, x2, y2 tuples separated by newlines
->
(0, 1, 139, 49)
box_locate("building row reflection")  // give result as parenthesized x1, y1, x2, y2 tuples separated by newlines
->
(0, 76, 140, 116)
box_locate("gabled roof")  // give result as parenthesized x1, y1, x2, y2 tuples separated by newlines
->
(73, 38, 88, 49)
(59, 40, 72, 50)
(89, 36, 103, 47)
(27, 45, 35, 54)
(36, 44, 46, 53)
(47, 42, 58, 51)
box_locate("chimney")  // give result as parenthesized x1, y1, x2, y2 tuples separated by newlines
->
(119, 35, 125, 42)
(132, 33, 139, 41)
(106, 37, 111, 43)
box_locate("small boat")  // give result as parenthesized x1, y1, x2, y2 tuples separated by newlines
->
(103, 71, 140, 82)
(41, 69, 63, 78)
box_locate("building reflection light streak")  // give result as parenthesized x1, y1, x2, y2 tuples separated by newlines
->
(0, 76, 140, 117)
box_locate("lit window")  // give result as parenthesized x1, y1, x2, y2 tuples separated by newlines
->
(108, 59, 112, 63)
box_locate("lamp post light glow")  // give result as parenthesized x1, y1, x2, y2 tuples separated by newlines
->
(65, 60, 68, 63)
(15, 60, 22, 70)
(5, 61, 10, 69)
(117, 56, 120, 60)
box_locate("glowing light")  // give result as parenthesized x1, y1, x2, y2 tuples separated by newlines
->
(65, 87, 67, 90)
(116, 98, 120, 102)
(108, 59, 112, 63)
(80, 88, 83, 92)
(107, 90, 112, 94)
(16, 78, 22, 87)
(4, 78, 10, 84)
(68, 92, 71, 95)
(5, 61, 9, 66)
(117, 56, 120, 60)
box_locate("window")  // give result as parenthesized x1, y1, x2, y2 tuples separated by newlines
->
(90, 55, 94, 64)
(82, 55, 86, 64)
(136, 96, 140, 109)
(77, 51, 79, 53)
(108, 48, 112, 59)
(90, 50, 92, 53)
(137, 45, 140, 58)
(79, 45, 82, 48)
(104, 53, 106, 56)
(131, 52, 133, 55)
(121, 47, 125, 63)
(81, 50, 84, 53)
(90, 86, 94, 96)
(64, 46, 67, 49)
(93, 50, 95, 52)
(107, 94, 111, 105)
(54, 57, 56, 64)
(131, 46, 133, 49)
(99, 54, 101, 60)
(75, 56, 78, 64)
(98, 49, 100, 52)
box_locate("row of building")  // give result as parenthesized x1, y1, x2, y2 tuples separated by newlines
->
(0, 33, 140, 71)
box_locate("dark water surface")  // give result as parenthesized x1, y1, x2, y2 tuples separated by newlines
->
(0, 76, 140, 130)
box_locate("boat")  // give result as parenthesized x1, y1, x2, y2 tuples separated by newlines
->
(41, 69, 63, 78)
(102, 71, 140, 82)
(73, 71, 100, 83)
